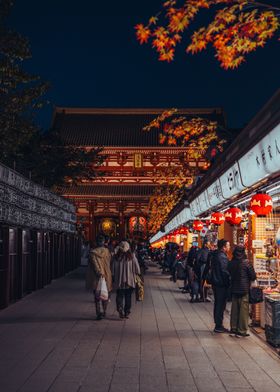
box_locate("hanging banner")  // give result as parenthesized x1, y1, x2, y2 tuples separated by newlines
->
(206, 179, 225, 207)
(220, 162, 245, 199)
(238, 123, 280, 187)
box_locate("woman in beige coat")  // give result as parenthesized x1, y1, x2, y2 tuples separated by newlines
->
(112, 241, 140, 319)
(86, 234, 112, 320)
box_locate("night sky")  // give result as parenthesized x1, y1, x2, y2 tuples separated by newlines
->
(9, 0, 280, 130)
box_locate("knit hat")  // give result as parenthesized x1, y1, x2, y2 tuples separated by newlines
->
(118, 241, 130, 253)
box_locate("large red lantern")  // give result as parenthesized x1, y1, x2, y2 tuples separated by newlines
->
(193, 220, 204, 231)
(210, 212, 225, 225)
(225, 207, 243, 225)
(178, 226, 188, 235)
(250, 193, 273, 216)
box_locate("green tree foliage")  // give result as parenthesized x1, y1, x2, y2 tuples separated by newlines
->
(0, 0, 49, 165)
(19, 130, 105, 189)
(0, 0, 104, 188)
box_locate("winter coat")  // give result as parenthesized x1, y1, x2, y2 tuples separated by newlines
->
(228, 258, 256, 295)
(194, 246, 210, 279)
(202, 250, 214, 280)
(197, 247, 210, 265)
(112, 253, 141, 289)
(86, 246, 112, 292)
(187, 246, 199, 268)
(211, 250, 230, 288)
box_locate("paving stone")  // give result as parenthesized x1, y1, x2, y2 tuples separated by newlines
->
(1, 266, 280, 392)
(48, 381, 80, 392)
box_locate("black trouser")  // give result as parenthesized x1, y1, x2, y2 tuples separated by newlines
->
(213, 286, 228, 328)
(116, 288, 133, 314)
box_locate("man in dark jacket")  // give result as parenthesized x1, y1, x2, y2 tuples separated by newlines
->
(228, 246, 256, 337)
(185, 244, 199, 299)
(194, 240, 211, 301)
(211, 239, 231, 333)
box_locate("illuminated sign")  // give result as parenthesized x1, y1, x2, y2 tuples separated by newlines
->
(134, 153, 143, 168)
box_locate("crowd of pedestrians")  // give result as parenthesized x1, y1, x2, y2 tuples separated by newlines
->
(156, 238, 256, 338)
(85, 234, 256, 337)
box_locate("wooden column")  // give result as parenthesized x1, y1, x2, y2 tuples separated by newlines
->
(88, 202, 94, 245)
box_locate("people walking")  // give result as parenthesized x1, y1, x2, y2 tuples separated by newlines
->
(228, 245, 256, 337)
(211, 239, 231, 333)
(112, 241, 141, 319)
(86, 234, 112, 320)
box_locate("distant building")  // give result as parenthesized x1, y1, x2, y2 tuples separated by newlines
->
(53, 107, 226, 243)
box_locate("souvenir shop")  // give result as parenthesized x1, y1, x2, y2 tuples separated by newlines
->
(150, 89, 280, 346)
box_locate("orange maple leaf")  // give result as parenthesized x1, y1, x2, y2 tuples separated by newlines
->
(159, 49, 175, 62)
(135, 24, 151, 44)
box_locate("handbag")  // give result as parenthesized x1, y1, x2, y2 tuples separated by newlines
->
(95, 277, 109, 301)
(135, 275, 144, 301)
(249, 286, 263, 304)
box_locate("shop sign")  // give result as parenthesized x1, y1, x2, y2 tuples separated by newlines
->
(252, 239, 265, 248)
(238, 123, 280, 187)
(206, 179, 225, 207)
(191, 190, 213, 216)
(134, 153, 143, 168)
(165, 208, 194, 233)
(220, 162, 246, 199)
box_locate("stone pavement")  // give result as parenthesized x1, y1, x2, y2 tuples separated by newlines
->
(1, 267, 280, 392)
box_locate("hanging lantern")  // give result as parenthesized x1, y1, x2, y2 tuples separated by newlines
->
(193, 220, 204, 231)
(178, 226, 188, 235)
(225, 207, 243, 225)
(210, 212, 225, 225)
(250, 193, 273, 216)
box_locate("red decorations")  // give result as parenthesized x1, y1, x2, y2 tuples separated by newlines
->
(250, 193, 273, 216)
(193, 220, 204, 231)
(129, 216, 147, 234)
(178, 226, 188, 235)
(210, 212, 225, 225)
(225, 207, 243, 225)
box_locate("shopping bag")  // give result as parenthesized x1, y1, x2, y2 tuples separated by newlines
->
(135, 275, 144, 301)
(95, 277, 109, 301)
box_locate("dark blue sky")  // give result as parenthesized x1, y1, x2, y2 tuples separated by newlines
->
(9, 0, 280, 130)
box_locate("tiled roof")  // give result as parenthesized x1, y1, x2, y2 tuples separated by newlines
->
(59, 184, 155, 197)
(53, 108, 226, 147)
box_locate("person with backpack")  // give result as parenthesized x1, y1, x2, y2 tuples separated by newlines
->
(228, 245, 256, 337)
(211, 239, 231, 333)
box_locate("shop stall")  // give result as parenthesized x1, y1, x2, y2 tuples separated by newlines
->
(149, 89, 280, 347)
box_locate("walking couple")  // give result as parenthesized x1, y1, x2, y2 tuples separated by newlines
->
(211, 239, 256, 337)
(86, 235, 141, 320)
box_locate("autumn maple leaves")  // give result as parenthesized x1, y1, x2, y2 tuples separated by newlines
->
(135, 0, 279, 69)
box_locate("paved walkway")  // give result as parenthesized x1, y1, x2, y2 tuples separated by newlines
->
(1, 266, 280, 392)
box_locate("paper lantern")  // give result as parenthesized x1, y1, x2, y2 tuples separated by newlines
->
(178, 226, 188, 235)
(193, 220, 204, 231)
(225, 207, 243, 225)
(210, 212, 225, 225)
(250, 193, 273, 216)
